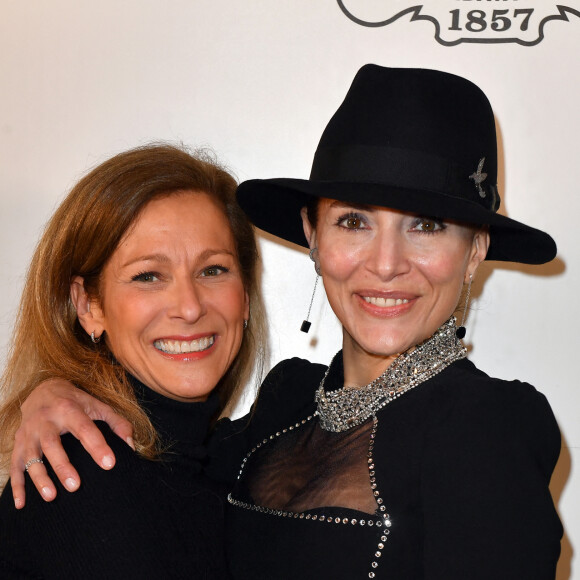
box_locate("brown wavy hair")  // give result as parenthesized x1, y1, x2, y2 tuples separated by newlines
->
(0, 143, 266, 472)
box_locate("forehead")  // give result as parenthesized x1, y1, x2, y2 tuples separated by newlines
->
(116, 191, 236, 256)
(139, 190, 227, 222)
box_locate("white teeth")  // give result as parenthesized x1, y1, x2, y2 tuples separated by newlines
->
(154, 336, 215, 354)
(363, 297, 409, 307)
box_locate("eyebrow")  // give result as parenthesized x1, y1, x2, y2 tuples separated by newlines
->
(121, 254, 171, 268)
(120, 249, 236, 269)
(329, 200, 376, 212)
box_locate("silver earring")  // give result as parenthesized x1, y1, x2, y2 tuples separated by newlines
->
(91, 331, 101, 344)
(301, 248, 320, 333)
(456, 274, 473, 339)
(243, 319, 248, 330)
(309, 247, 321, 276)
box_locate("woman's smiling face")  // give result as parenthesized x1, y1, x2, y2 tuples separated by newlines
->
(81, 191, 249, 402)
(302, 199, 489, 384)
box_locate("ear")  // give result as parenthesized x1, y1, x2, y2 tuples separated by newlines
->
(465, 227, 490, 282)
(70, 276, 105, 339)
(300, 207, 317, 250)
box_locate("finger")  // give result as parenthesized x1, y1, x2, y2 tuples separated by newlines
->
(11, 428, 30, 508)
(10, 464, 27, 509)
(39, 429, 80, 492)
(79, 397, 135, 450)
(25, 460, 57, 502)
(104, 415, 135, 451)
(69, 415, 116, 469)
(10, 431, 55, 505)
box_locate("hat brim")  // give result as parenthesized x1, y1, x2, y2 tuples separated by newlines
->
(237, 178, 557, 265)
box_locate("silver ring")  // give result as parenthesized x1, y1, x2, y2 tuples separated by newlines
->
(24, 458, 44, 472)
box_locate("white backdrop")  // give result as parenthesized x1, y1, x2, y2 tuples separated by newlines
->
(1, 2, 578, 577)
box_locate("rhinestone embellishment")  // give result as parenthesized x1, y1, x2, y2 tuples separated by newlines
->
(366, 416, 391, 578)
(228, 413, 386, 529)
(228, 412, 392, 578)
(469, 157, 488, 198)
(316, 317, 467, 433)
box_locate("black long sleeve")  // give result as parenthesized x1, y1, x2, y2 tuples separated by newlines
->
(0, 385, 228, 579)
(221, 356, 562, 579)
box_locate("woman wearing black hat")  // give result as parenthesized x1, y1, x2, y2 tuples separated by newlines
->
(8, 66, 562, 579)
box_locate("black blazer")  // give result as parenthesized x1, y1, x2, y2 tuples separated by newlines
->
(214, 356, 562, 579)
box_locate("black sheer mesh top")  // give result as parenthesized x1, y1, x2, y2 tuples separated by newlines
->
(231, 352, 383, 519)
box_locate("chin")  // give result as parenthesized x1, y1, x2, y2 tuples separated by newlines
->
(362, 323, 412, 349)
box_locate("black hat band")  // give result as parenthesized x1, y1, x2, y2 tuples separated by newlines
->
(310, 145, 499, 212)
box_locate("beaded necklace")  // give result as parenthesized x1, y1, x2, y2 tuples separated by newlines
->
(315, 317, 467, 433)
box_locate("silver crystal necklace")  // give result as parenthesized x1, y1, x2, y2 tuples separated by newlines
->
(315, 317, 467, 433)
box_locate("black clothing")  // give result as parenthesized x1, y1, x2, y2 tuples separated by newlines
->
(0, 379, 228, 580)
(214, 356, 562, 579)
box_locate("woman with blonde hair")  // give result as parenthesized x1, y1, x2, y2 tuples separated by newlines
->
(0, 143, 265, 578)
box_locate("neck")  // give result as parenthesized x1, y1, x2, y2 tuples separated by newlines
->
(129, 375, 219, 458)
(341, 329, 399, 387)
(340, 317, 462, 388)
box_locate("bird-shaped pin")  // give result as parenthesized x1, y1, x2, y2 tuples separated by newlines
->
(469, 157, 488, 198)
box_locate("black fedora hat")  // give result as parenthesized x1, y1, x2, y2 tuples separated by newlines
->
(237, 65, 556, 264)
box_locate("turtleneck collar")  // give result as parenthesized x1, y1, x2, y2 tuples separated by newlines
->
(128, 375, 220, 463)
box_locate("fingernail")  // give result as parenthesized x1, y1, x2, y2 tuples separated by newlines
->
(41, 487, 55, 501)
(102, 455, 114, 469)
(64, 478, 78, 491)
(126, 437, 135, 451)
(14, 497, 24, 509)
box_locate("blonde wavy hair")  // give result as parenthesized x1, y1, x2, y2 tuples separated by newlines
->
(0, 143, 266, 475)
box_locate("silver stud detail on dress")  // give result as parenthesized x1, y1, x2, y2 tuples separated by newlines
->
(365, 415, 391, 579)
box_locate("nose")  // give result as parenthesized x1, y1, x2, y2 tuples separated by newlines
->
(167, 278, 206, 322)
(364, 227, 411, 281)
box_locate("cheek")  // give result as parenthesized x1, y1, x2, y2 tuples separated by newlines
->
(103, 290, 160, 340)
(318, 247, 358, 314)
(212, 284, 247, 325)
(320, 244, 360, 282)
(416, 244, 471, 288)
(421, 258, 461, 288)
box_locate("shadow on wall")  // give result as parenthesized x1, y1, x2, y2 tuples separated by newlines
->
(470, 257, 570, 578)
(551, 435, 573, 580)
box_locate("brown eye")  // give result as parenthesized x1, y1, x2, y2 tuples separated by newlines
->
(132, 272, 159, 282)
(201, 265, 228, 277)
(337, 212, 367, 230)
(413, 217, 445, 233)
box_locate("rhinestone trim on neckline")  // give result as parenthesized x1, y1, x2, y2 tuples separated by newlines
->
(227, 413, 391, 532)
(315, 317, 467, 433)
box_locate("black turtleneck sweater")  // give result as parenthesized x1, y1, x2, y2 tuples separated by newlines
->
(0, 378, 228, 579)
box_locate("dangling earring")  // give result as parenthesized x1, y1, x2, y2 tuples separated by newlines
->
(243, 319, 248, 330)
(91, 331, 101, 344)
(456, 274, 473, 339)
(300, 248, 321, 333)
